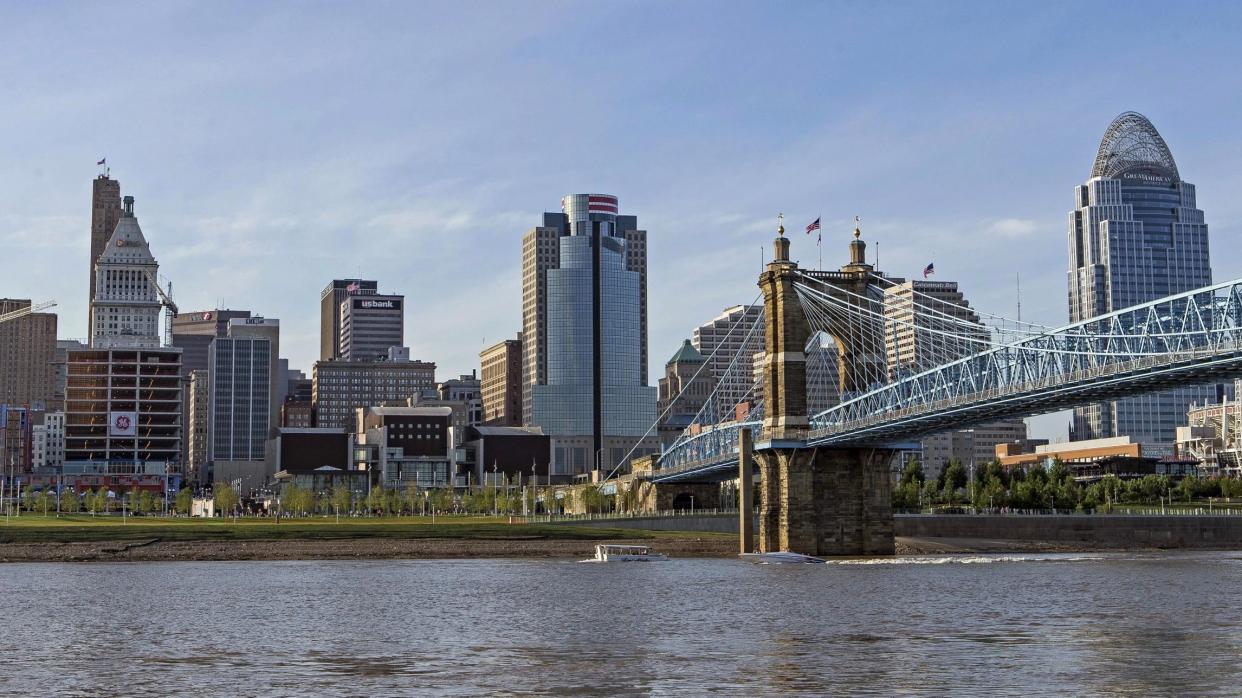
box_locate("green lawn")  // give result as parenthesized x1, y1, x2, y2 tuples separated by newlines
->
(0, 514, 707, 545)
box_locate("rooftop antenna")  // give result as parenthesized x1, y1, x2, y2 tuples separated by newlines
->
(1016, 272, 1022, 323)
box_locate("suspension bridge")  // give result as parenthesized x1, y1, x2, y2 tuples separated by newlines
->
(620, 221, 1242, 555)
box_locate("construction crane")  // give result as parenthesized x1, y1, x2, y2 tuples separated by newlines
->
(0, 300, 56, 325)
(143, 270, 178, 346)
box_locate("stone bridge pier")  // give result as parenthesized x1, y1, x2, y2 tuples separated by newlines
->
(755, 220, 894, 555)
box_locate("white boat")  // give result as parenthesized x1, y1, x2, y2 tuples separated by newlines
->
(582, 544, 669, 562)
(740, 551, 825, 564)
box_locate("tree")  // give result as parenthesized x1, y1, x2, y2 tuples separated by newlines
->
(38, 490, 54, 516)
(1047, 458, 1069, 486)
(892, 481, 921, 511)
(899, 458, 925, 487)
(1139, 474, 1169, 502)
(214, 483, 239, 516)
(175, 488, 193, 516)
(138, 490, 157, 515)
(286, 484, 316, 516)
(941, 461, 968, 505)
(21, 485, 38, 512)
(1177, 476, 1199, 503)
(430, 487, 454, 514)
(62, 488, 82, 514)
(404, 483, 422, 515)
(127, 488, 142, 514)
(331, 483, 352, 517)
(1222, 478, 1242, 499)
(365, 487, 385, 516)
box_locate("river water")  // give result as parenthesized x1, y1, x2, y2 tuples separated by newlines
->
(2, 551, 1240, 696)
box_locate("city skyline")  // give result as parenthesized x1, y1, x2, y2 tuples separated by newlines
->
(3, 3, 1242, 443)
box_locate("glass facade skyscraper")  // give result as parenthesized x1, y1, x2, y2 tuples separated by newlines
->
(1068, 112, 1214, 450)
(209, 336, 272, 462)
(523, 194, 658, 476)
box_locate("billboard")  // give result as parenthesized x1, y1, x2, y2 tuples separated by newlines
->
(109, 412, 137, 437)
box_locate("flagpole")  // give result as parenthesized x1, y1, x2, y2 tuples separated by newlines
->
(817, 212, 822, 270)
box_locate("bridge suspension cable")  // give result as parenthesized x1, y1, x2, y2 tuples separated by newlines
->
(604, 294, 766, 482)
(794, 274, 1221, 360)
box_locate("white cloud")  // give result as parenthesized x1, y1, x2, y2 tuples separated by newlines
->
(985, 218, 1039, 238)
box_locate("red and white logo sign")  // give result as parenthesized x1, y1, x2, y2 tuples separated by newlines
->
(202, 312, 213, 321)
(110, 411, 137, 437)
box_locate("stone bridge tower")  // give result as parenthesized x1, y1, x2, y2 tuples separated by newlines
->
(754, 219, 894, 555)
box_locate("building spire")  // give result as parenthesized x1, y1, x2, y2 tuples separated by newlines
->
(773, 212, 790, 262)
(845, 215, 869, 270)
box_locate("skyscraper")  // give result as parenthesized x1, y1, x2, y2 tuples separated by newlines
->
(882, 279, 1025, 477)
(521, 194, 657, 477)
(89, 196, 164, 349)
(479, 336, 522, 426)
(226, 317, 283, 438)
(209, 336, 272, 492)
(657, 339, 716, 446)
(312, 356, 437, 430)
(320, 279, 378, 361)
(0, 299, 57, 411)
(1069, 112, 1214, 449)
(172, 309, 253, 374)
(691, 305, 764, 419)
(339, 294, 404, 360)
(88, 174, 123, 322)
(67, 195, 182, 468)
(187, 370, 210, 485)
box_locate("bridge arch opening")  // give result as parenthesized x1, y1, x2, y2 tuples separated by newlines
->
(671, 492, 697, 510)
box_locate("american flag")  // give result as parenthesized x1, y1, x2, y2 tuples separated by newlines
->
(97, 157, 106, 166)
(805, 217, 821, 235)
(923, 263, 935, 278)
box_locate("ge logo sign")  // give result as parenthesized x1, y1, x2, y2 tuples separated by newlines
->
(115, 415, 132, 431)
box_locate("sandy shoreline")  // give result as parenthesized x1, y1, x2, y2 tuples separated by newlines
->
(0, 534, 1222, 563)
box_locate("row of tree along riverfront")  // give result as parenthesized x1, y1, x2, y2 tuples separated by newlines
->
(892, 459, 1242, 513)
(2, 483, 616, 518)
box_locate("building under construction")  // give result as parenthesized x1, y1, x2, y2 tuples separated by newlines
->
(64, 349, 182, 465)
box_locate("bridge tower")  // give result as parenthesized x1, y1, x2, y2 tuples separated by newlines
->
(754, 219, 894, 555)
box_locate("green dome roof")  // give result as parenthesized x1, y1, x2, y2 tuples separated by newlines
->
(667, 339, 706, 365)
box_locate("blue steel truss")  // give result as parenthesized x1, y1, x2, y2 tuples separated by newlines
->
(650, 278, 1242, 481)
(809, 277, 1242, 445)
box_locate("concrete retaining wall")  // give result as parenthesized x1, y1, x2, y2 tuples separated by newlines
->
(895, 514, 1242, 548)
(559, 513, 1242, 548)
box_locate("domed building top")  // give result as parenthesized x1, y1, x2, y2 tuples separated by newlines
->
(666, 338, 706, 365)
(1091, 111, 1180, 181)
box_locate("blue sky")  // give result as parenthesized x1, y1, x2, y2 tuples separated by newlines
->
(3, 1, 1241, 440)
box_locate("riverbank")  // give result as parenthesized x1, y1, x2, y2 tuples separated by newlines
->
(1, 515, 1233, 562)
(0, 535, 741, 562)
(0, 515, 737, 562)
(0, 534, 1213, 563)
